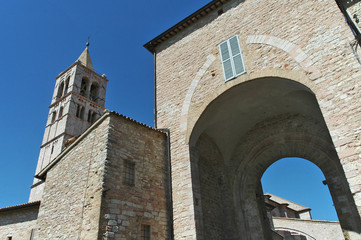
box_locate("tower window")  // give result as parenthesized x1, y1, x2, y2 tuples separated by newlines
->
(123, 160, 135, 186)
(219, 35, 246, 81)
(87, 110, 92, 122)
(76, 104, 84, 119)
(58, 107, 64, 118)
(141, 225, 150, 240)
(57, 82, 64, 99)
(64, 77, 70, 95)
(87, 110, 97, 123)
(91, 112, 97, 123)
(90, 83, 98, 102)
(51, 111, 57, 123)
(80, 78, 88, 97)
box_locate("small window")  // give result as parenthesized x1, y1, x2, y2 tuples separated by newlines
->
(90, 83, 98, 102)
(141, 225, 150, 240)
(80, 78, 88, 97)
(91, 112, 97, 123)
(51, 111, 57, 123)
(219, 35, 246, 81)
(87, 110, 93, 122)
(58, 107, 64, 118)
(57, 82, 64, 99)
(87, 110, 97, 123)
(7, 236, 12, 240)
(64, 77, 70, 95)
(123, 160, 135, 186)
(76, 104, 84, 120)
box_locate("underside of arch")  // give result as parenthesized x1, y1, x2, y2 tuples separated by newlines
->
(188, 77, 361, 239)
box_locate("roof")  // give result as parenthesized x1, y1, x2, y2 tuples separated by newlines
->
(265, 193, 310, 212)
(0, 201, 40, 213)
(144, 0, 231, 53)
(77, 46, 94, 71)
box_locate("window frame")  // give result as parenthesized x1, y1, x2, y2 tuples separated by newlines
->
(219, 35, 246, 82)
(141, 224, 151, 240)
(123, 160, 135, 186)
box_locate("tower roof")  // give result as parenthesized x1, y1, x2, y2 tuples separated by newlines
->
(77, 46, 94, 71)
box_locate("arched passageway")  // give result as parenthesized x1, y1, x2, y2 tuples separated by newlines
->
(262, 157, 338, 221)
(189, 77, 361, 240)
(262, 157, 342, 239)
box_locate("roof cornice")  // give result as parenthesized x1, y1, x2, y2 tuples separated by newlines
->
(56, 62, 108, 82)
(144, 0, 230, 53)
(0, 201, 40, 213)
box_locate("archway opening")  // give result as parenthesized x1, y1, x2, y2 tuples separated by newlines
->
(188, 77, 361, 239)
(261, 157, 342, 239)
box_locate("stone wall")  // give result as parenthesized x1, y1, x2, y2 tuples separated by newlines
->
(34, 112, 170, 240)
(99, 113, 170, 240)
(0, 204, 39, 239)
(273, 217, 344, 240)
(35, 116, 109, 239)
(153, 0, 361, 238)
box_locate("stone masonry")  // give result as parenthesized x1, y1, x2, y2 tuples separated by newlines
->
(34, 111, 169, 239)
(146, 0, 361, 238)
(3, 0, 361, 239)
(0, 203, 39, 239)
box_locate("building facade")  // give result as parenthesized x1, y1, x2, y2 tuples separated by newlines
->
(1, 0, 361, 239)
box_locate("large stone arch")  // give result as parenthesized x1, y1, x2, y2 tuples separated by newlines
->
(185, 69, 318, 145)
(188, 77, 361, 239)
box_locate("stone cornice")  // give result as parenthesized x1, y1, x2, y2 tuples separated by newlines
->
(56, 62, 108, 82)
(144, 0, 230, 53)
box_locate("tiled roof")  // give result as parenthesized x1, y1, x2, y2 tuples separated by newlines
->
(0, 201, 40, 213)
(265, 193, 310, 212)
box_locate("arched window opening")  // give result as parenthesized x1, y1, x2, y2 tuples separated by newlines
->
(87, 110, 97, 123)
(57, 82, 64, 99)
(80, 78, 88, 97)
(51, 111, 57, 123)
(91, 112, 97, 123)
(87, 110, 92, 122)
(261, 157, 340, 240)
(76, 104, 84, 120)
(64, 77, 70, 95)
(90, 83, 98, 102)
(51, 145, 54, 154)
(58, 107, 64, 118)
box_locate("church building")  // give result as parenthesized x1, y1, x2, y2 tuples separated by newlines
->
(1, 0, 361, 239)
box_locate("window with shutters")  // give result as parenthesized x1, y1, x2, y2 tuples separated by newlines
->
(219, 35, 246, 81)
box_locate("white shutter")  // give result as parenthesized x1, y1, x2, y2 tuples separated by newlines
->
(219, 35, 246, 81)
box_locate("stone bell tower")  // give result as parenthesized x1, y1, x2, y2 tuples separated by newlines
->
(29, 44, 108, 202)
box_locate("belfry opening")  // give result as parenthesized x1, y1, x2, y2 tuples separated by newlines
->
(189, 77, 361, 239)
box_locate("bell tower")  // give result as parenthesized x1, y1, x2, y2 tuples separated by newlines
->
(29, 44, 108, 202)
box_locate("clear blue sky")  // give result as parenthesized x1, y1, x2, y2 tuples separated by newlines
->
(0, 0, 338, 221)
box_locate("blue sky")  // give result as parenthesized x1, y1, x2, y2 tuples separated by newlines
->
(0, 0, 338, 221)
